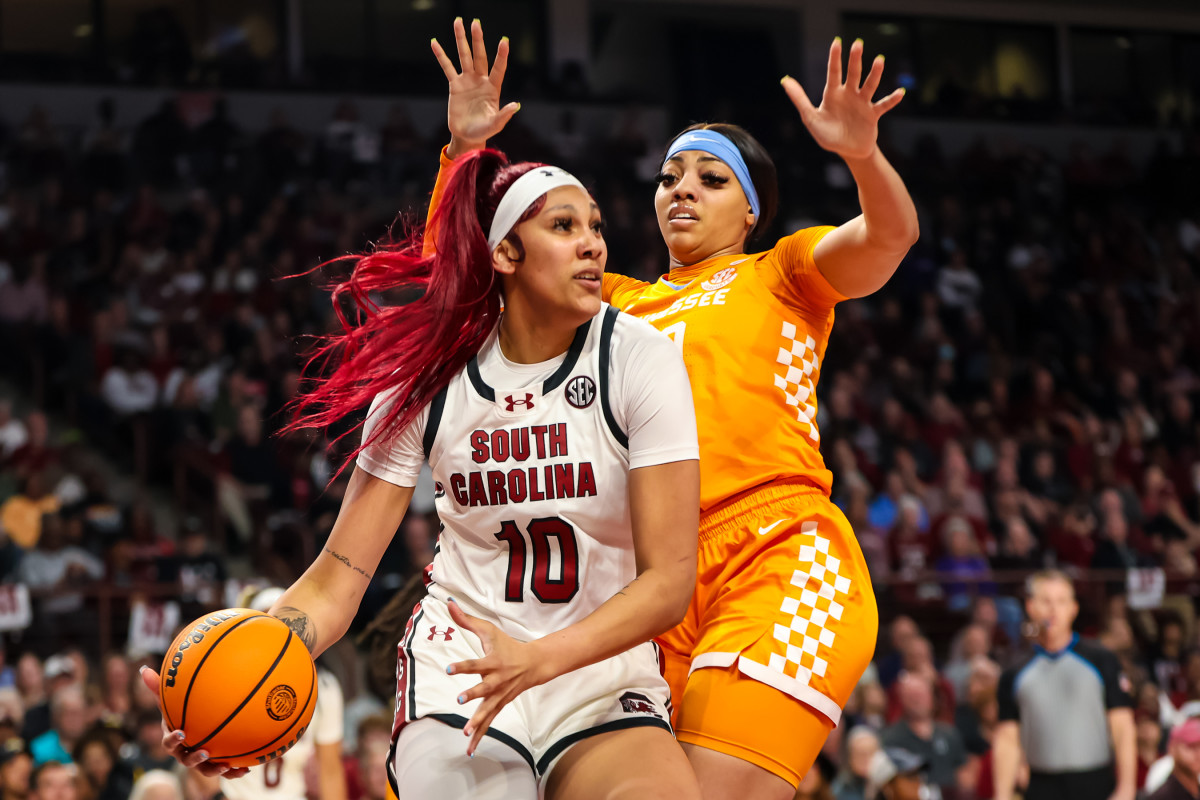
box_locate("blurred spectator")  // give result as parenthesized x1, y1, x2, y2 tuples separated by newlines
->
(1139, 716, 1165, 791)
(120, 711, 174, 782)
(955, 657, 1001, 797)
(155, 525, 225, 618)
(0, 404, 28, 460)
(877, 617, 919, 689)
(29, 686, 86, 766)
(865, 747, 930, 800)
(17, 516, 104, 651)
(832, 726, 880, 800)
(0, 474, 61, 552)
(0, 737, 32, 800)
(887, 638, 956, 724)
(0, 691, 24, 746)
(29, 760, 76, 800)
(934, 517, 993, 611)
(1153, 618, 1189, 698)
(881, 673, 970, 797)
(1148, 718, 1200, 800)
(346, 715, 390, 800)
(17, 656, 49, 743)
(795, 754, 836, 800)
(127, 769, 181, 800)
(97, 655, 131, 724)
(943, 625, 992, 700)
(72, 728, 132, 800)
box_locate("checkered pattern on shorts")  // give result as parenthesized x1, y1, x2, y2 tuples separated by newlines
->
(773, 321, 820, 442)
(768, 522, 851, 685)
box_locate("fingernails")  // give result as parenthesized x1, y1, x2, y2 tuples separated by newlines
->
(514, 103, 522, 112)
(780, 75, 790, 85)
(448, 597, 457, 604)
(899, 87, 907, 95)
(198, 751, 210, 761)
(446, 666, 455, 675)
(463, 728, 471, 737)
(138, 666, 148, 676)
(176, 731, 186, 740)
(468, 751, 475, 758)
(472, 18, 480, 25)
(500, 36, 509, 43)
(457, 694, 466, 704)
(834, 36, 842, 45)
(854, 38, 864, 45)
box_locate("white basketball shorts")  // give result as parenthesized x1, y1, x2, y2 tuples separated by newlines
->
(389, 593, 673, 781)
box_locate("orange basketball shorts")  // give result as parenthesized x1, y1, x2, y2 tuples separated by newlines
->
(656, 481, 879, 787)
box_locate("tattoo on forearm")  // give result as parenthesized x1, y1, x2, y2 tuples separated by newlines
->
(324, 546, 373, 579)
(616, 577, 640, 598)
(274, 607, 317, 653)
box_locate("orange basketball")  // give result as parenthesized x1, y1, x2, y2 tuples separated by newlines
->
(159, 608, 318, 768)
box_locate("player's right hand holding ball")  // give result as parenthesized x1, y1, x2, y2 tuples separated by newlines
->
(139, 665, 250, 779)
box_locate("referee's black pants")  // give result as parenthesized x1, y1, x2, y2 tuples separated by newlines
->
(1026, 766, 1115, 800)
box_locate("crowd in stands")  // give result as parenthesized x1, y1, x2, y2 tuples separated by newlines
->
(0, 644, 395, 800)
(0, 87, 1198, 799)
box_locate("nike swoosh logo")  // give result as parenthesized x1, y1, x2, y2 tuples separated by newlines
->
(758, 518, 790, 536)
(730, 258, 749, 265)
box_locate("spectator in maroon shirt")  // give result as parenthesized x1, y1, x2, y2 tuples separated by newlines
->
(1054, 503, 1098, 570)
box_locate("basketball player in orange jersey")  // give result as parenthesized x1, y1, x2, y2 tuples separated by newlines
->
(431, 19, 918, 800)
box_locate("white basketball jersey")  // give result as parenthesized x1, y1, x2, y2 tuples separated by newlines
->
(220, 670, 344, 800)
(423, 305, 638, 642)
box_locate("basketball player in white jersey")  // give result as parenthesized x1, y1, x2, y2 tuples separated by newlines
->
(144, 141, 703, 798)
(218, 588, 347, 800)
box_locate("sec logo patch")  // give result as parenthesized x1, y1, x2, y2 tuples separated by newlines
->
(701, 267, 738, 292)
(566, 376, 596, 409)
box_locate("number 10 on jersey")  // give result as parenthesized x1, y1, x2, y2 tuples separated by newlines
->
(494, 518, 580, 604)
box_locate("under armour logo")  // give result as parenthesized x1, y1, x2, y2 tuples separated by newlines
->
(428, 626, 455, 641)
(504, 393, 535, 412)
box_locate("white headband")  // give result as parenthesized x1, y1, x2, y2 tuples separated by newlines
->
(486, 166, 587, 252)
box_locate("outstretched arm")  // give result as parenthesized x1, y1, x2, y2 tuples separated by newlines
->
(782, 38, 919, 299)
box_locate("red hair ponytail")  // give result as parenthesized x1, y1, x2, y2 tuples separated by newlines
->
(284, 149, 548, 472)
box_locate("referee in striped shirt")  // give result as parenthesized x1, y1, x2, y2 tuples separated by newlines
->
(993, 570, 1135, 800)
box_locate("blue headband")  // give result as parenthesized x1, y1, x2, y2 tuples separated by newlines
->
(663, 130, 760, 220)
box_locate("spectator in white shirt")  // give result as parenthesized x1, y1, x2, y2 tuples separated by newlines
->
(99, 350, 158, 417)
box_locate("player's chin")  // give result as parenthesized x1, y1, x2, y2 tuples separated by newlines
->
(661, 228, 701, 256)
(576, 291, 603, 316)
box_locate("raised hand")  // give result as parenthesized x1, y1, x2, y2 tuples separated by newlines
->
(138, 666, 251, 779)
(780, 37, 905, 162)
(444, 599, 551, 757)
(431, 18, 520, 157)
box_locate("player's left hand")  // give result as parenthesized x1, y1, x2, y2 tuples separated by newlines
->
(780, 37, 905, 162)
(445, 599, 551, 757)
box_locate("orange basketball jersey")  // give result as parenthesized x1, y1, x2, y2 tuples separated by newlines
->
(604, 228, 843, 512)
